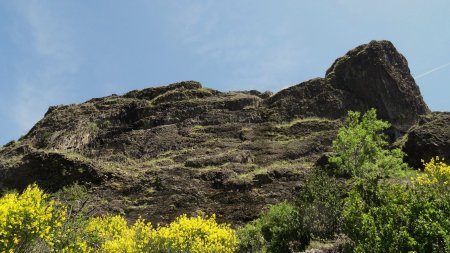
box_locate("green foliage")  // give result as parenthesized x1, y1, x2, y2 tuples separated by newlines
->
(329, 109, 406, 179)
(343, 179, 450, 253)
(327, 109, 450, 252)
(237, 201, 306, 253)
(301, 109, 420, 252)
(296, 169, 346, 241)
(259, 202, 302, 252)
(237, 221, 266, 253)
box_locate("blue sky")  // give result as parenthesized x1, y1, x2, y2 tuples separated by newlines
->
(1, 1, 449, 145)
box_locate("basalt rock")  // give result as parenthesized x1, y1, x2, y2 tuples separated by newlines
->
(402, 112, 450, 168)
(0, 40, 434, 225)
(326, 40, 429, 133)
(267, 40, 429, 134)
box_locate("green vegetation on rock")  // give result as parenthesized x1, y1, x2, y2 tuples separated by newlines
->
(237, 109, 450, 253)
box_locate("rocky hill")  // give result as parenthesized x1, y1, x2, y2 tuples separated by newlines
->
(0, 40, 447, 226)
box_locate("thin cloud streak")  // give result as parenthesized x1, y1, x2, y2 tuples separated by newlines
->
(414, 62, 450, 80)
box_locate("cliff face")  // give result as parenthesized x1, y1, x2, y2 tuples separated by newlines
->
(0, 40, 434, 225)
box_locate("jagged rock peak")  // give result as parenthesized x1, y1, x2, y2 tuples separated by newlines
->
(325, 40, 430, 132)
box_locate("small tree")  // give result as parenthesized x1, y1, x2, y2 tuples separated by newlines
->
(329, 108, 406, 180)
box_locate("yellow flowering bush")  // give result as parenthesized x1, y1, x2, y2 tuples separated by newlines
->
(85, 215, 152, 253)
(0, 184, 238, 253)
(59, 237, 91, 253)
(415, 157, 450, 189)
(81, 214, 238, 253)
(151, 214, 238, 253)
(0, 184, 65, 253)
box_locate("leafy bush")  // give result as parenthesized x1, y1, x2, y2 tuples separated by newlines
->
(343, 182, 412, 252)
(329, 108, 406, 179)
(259, 202, 303, 252)
(343, 177, 450, 253)
(296, 169, 346, 241)
(237, 220, 266, 253)
(237, 201, 306, 253)
(341, 154, 450, 253)
(294, 109, 404, 248)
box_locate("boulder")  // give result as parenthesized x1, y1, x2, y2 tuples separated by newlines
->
(326, 40, 430, 132)
(402, 112, 450, 168)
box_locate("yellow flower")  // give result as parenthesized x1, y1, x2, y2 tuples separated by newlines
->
(1, 184, 238, 253)
(415, 157, 450, 189)
(0, 184, 66, 252)
(150, 213, 238, 253)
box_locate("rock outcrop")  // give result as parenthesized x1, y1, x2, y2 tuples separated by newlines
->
(267, 40, 429, 134)
(0, 40, 434, 225)
(326, 40, 429, 132)
(402, 112, 450, 168)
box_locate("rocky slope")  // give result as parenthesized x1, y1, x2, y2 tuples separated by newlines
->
(0, 40, 444, 226)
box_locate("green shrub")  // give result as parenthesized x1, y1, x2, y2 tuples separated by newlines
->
(237, 221, 266, 253)
(237, 201, 307, 253)
(296, 169, 346, 241)
(343, 178, 450, 253)
(259, 202, 303, 252)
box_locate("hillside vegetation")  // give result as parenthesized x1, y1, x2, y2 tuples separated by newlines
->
(2, 110, 450, 252)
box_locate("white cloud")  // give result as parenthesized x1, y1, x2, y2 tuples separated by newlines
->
(11, 1, 80, 135)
